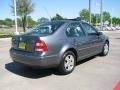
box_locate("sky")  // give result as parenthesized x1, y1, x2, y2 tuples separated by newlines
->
(0, 0, 120, 20)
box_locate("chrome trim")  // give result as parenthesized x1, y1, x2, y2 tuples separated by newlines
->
(44, 54, 58, 58)
(12, 51, 57, 59)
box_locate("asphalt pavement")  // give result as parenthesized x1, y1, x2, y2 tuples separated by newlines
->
(0, 31, 120, 90)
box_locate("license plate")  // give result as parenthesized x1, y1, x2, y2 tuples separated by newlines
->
(19, 42, 26, 49)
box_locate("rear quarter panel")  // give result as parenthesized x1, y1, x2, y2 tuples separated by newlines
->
(40, 23, 78, 63)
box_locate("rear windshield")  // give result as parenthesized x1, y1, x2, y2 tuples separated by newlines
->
(24, 21, 64, 36)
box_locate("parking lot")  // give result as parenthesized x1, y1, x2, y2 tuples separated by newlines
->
(0, 31, 120, 90)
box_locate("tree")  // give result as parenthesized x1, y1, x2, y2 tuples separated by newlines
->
(91, 14, 96, 25)
(0, 20, 5, 25)
(51, 14, 64, 20)
(112, 17, 120, 25)
(79, 9, 90, 22)
(11, 0, 34, 32)
(5, 18, 13, 22)
(118, 18, 120, 25)
(112, 17, 116, 25)
(116, 18, 120, 25)
(4, 18, 13, 26)
(95, 14, 101, 23)
(37, 17, 49, 24)
(0, 18, 13, 26)
(27, 16, 36, 28)
(17, 18, 22, 27)
(79, 9, 101, 25)
(103, 11, 111, 23)
(91, 14, 100, 25)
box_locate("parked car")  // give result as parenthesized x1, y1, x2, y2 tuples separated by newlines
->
(111, 27, 116, 30)
(118, 26, 120, 30)
(102, 26, 106, 31)
(10, 18, 109, 74)
(95, 26, 101, 30)
(115, 26, 120, 30)
(105, 26, 112, 31)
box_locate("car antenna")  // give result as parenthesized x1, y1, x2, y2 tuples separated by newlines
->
(43, 7, 52, 20)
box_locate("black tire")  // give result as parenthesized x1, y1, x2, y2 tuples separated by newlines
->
(100, 41, 109, 56)
(58, 51, 76, 75)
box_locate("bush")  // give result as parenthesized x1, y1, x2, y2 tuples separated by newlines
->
(0, 34, 12, 38)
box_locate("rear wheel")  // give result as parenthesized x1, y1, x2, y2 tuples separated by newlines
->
(100, 42, 109, 56)
(58, 51, 76, 75)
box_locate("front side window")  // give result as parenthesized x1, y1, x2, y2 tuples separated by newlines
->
(82, 23, 97, 34)
(66, 23, 84, 37)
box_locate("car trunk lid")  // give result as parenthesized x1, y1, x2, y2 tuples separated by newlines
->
(12, 34, 39, 52)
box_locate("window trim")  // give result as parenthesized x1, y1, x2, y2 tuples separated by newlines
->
(24, 21, 65, 36)
(65, 22, 86, 37)
(81, 22, 98, 35)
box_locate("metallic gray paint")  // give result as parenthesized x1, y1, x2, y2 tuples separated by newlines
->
(10, 20, 109, 68)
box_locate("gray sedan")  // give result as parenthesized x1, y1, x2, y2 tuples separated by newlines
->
(10, 18, 109, 75)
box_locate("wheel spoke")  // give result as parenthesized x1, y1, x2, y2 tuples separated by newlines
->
(64, 54, 75, 71)
(67, 64, 71, 71)
(65, 56, 70, 61)
(104, 44, 109, 54)
(64, 61, 69, 69)
(70, 60, 74, 66)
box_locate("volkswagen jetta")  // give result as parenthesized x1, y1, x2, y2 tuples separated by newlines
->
(10, 18, 109, 74)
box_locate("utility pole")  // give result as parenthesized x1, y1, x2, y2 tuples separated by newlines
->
(89, 0, 91, 24)
(13, 0, 19, 35)
(111, 16, 113, 27)
(100, 0, 103, 30)
(96, 3, 100, 27)
(111, 9, 113, 27)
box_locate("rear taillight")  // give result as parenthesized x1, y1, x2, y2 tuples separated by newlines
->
(35, 40, 48, 52)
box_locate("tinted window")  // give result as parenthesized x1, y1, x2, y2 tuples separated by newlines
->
(82, 23, 97, 34)
(24, 21, 64, 36)
(66, 23, 84, 37)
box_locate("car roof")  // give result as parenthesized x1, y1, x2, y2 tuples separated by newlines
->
(51, 20, 79, 23)
(50, 20, 89, 25)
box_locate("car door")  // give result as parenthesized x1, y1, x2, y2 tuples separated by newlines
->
(81, 22, 103, 55)
(66, 22, 92, 60)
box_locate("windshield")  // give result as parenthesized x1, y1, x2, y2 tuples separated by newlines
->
(23, 21, 64, 36)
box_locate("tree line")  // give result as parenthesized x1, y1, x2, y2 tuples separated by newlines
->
(0, 0, 120, 32)
(0, 14, 64, 28)
(80, 9, 120, 26)
(0, 16, 53, 27)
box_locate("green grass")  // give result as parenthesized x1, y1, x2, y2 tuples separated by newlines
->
(0, 30, 14, 35)
(0, 29, 23, 34)
(0, 29, 23, 38)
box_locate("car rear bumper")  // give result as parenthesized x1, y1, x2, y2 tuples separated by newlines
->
(10, 48, 59, 68)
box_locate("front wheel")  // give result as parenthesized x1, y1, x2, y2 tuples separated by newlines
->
(58, 51, 76, 75)
(100, 42, 109, 56)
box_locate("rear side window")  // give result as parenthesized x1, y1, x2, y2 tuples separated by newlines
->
(66, 23, 84, 37)
(24, 21, 64, 36)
